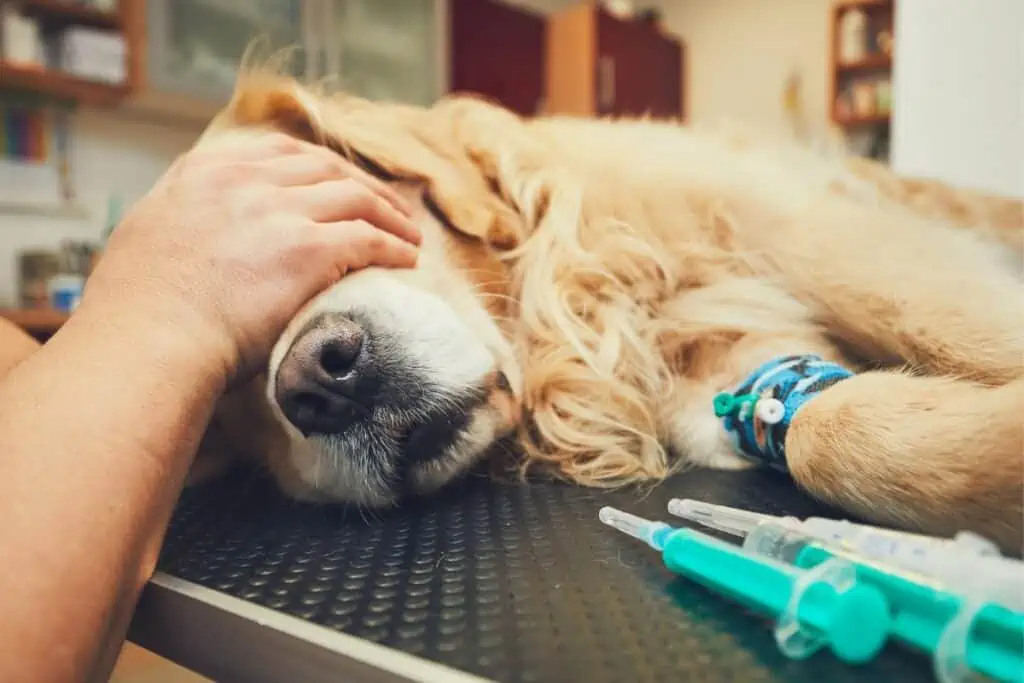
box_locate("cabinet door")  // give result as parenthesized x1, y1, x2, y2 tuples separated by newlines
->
(324, 0, 441, 106)
(649, 36, 682, 119)
(450, 0, 545, 116)
(146, 0, 313, 103)
(596, 9, 681, 119)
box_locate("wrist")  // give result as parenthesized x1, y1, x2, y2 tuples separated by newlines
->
(69, 290, 234, 397)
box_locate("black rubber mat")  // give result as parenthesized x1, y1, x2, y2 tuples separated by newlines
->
(159, 466, 935, 683)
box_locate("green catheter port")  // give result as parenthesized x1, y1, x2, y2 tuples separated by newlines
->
(712, 392, 758, 418)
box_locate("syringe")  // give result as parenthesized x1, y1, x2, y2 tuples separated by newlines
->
(668, 499, 1024, 611)
(666, 500, 1024, 683)
(597, 506, 893, 665)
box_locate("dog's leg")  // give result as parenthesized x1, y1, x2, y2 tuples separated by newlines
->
(717, 192, 1024, 550)
(785, 372, 1024, 553)
(663, 326, 1022, 553)
(661, 331, 842, 469)
(738, 197, 1024, 385)
(183, 380, 271, 487)
(185, 416, 242, 486)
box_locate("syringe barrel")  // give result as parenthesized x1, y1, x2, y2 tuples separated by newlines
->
(785, 520, 1024, 613)
(744, 522, 812, 565)
(662, 529, 892, 665)
(666, 498, 773, 537)
(799, 519, 1002, 579)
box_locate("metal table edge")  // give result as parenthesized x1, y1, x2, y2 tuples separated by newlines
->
(128, 571, 496, 683)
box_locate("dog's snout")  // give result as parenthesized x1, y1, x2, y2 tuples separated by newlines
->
(275, 313, 377, 434)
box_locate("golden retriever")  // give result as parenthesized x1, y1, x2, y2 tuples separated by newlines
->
(191, 69, 1024, 553)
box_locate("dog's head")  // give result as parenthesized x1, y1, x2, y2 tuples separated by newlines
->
(202, 73, 532, 506)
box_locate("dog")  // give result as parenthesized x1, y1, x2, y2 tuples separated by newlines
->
(190, 69, 1024, 553)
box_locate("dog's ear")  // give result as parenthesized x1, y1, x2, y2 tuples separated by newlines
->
(206, 73, 523, 251)
(203, 72, 326, 144)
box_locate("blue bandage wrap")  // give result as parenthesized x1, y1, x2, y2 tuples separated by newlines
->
(714, 354, 854, 472)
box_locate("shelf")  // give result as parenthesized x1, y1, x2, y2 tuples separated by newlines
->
(835, 0, 893, 10)
(836, 53, 892, 71)
(0, 200, 89, 218)
(834, 112, 891, 126)
(0, 62, 129, 105)
(17, 0, 121, 31)
(0, 308, 70, 334)
(829, 0, 894, 135)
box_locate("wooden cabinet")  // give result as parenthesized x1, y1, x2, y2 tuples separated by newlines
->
(323, 0, 442, 107)
(124, 0, 313, 119)
(829, 0, 894, 128)
(125, 0, 444, 121)
(546, 4, 684, 120)
(0, 0, 131, 106)
(143, 0, 307, 102)
(449, 0, 545, 116)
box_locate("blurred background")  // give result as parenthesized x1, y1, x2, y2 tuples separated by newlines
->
(0, 0, 1021, 331)
(0, 0, 1019, 680)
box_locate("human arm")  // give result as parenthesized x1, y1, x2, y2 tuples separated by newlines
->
(0, 298, 227, 682)
(0, 131, 421, 683)
(0, 317, 40, 378)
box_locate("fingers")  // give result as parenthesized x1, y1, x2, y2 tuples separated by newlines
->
(258, 141, 414, 219)
(301, 145, 413, 218)
(187, 130, 307, 165)
(319, 219, 420, 272)
(285, 180, 422, 246)
(264, 153, 411, 216)
(190, 129, 415, 220)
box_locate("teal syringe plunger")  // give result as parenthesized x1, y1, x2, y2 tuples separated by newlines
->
(598, 506, 893, 665)
(667, 499, 1024, 683)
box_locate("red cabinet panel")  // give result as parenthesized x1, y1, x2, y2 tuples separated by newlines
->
(548, 5, 684, 120)
(449, 0, 546, 116)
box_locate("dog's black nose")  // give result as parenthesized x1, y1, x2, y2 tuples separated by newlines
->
(275, 313, 377, 434)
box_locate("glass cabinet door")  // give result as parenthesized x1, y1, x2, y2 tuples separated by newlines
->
(146, 0, 313, 103)
(325, 0, 442, 106)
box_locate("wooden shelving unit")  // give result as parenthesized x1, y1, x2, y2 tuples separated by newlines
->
(0, 307, 69, 339)
(836, 53, 892, 72)
(17, 0, 121, 31)
(0, 0, 131, 106)
(829, 0, 894, 128)
(833, 111, 891, 127)
(0, 60, 128, 105)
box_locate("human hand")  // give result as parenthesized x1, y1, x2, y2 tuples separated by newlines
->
(82, 130, 422, 386)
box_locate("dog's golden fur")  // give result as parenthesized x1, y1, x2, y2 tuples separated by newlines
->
(197, 70, 1023, 552)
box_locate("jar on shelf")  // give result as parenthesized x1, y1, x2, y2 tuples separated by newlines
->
(17, 251, 60, 310)
(876, 28, 894, 56)
(0, 7, 43, 68)
(875, 78, 892, 114)
(838, 8, 868, 64)
(835, 88, 854, 120)
(852, 80, 876, 117)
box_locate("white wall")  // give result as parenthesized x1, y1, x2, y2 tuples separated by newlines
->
(508, 0, 839, 140)
(0, 112, 199, 305)
(659, 0, 834, 137)
(890, 0, 1024, 198)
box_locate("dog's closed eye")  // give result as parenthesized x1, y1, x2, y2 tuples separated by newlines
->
(495, 371, 512, 392)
